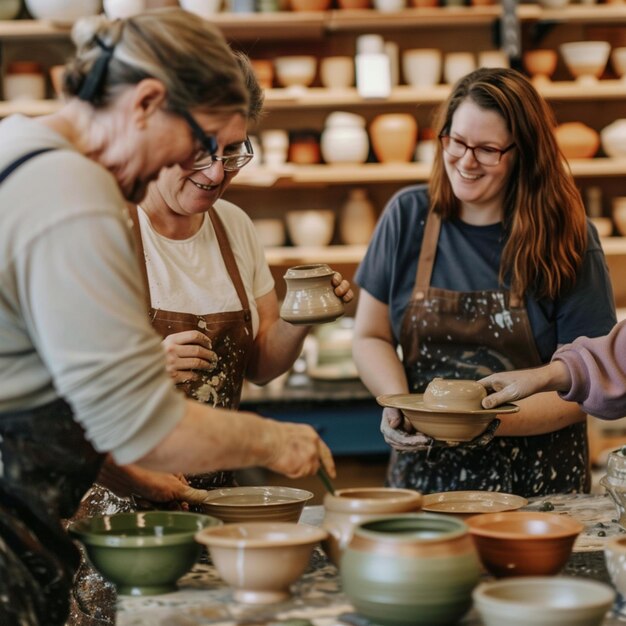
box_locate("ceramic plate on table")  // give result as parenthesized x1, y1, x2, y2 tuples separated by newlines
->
(423, 491, 528, 515)
(376, 393, 519, 415)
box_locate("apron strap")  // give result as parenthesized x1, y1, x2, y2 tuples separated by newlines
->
(208, 206, 251, 315)
(0, 148, 56, 184)
(412, 210, 441, 301)
(126, 203, 153, 312)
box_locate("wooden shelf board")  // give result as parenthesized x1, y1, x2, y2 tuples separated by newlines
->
(327, 6, 502, 30)
(537, 79, 626, 101)
(291, 162, 431, 183)
(0, 99, 61, 117)
(569, 158, 626, 178)
(600, 237, 626, 256)
(518, 4, 626, 23)
(0, 20, 70, 38)
(264, 244, 366, 265)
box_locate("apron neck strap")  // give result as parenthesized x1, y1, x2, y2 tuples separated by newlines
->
(413, 210, 441, 300)
(126, 203, 152, 313)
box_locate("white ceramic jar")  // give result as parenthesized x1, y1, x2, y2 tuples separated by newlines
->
(3, 62, 45, 101)
(321, 111, 369, 164)
(103, 0, 145, 18)
(25, 0, 101, 23)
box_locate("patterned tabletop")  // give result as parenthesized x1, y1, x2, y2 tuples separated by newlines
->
(116, 493, 626, 626)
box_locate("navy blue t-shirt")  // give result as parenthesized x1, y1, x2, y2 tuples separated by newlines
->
(355, 184, 617, 363)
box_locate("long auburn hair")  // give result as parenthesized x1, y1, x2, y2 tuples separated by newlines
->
(429, 67, 587, 301)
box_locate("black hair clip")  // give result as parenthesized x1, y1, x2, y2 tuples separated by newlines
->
(78, 35, 115, 103)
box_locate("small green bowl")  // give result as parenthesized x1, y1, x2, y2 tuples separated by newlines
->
(68, 511, 221, 596)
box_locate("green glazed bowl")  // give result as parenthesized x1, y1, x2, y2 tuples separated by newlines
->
(68, 511, 221, 596)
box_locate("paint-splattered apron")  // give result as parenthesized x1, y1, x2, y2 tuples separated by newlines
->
(129, 203, 255, 490)
(389, 211, 589, 497)
(69, 204, 255, 624)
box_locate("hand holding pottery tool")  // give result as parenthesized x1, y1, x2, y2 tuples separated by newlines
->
(317, 464, 336, 495)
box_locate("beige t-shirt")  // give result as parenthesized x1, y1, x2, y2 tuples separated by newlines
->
(0, 115, 185, 465)
(138, 200, 274, 337)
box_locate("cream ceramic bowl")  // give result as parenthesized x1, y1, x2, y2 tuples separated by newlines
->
(473, 577, 614, 626)
(195, 522, 327, 604)
(612, 47, 626, 79)
(197, 486, 313, 523)
(286, 209, 335, 247)
(560, 41, 610, 82)
(601, 119, 626, 158)
(274, 55, 317, 88)
(252, 218, 286, 247)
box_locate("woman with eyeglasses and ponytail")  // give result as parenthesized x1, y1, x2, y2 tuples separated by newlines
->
(0, 10, 336, 626)
(352, 67, 615, 498)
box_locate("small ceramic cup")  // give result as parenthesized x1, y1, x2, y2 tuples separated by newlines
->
(280, 263, 344, 325)
(402, 48, 442, 87)
(444, 52, 476, 85)
(320, 56, 354, 89)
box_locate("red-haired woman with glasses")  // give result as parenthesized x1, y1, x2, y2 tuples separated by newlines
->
(353, 67, 615, 497)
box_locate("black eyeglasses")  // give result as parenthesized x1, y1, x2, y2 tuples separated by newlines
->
(439, 135, 516, 166)
(179, 109, 254, 172)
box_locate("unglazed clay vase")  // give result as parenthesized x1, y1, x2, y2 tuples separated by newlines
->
(554, 122, 600, 159)
(341, 514, 480, 626)
(339, 188, 376, 245)
(370, 113, 417, 163)
(280, 264, 344, 324)
(423, 377, 487, 411)
(322, 487, 422, 565)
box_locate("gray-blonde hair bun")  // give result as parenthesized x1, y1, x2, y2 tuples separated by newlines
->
(64, 8, 249, 116)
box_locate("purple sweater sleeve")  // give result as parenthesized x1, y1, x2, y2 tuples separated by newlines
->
(554, 320, 626, 420)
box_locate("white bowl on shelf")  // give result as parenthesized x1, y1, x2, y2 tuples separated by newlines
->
(601, 119, 626, 158)
(560, 41, 610, 83)
(274, 56, 317, 89)
(25, 0, 101, 23)
(252, 219, 286, 248)
(286, 210, 335, 247)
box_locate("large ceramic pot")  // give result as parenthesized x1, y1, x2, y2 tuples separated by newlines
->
(25, 0, 101, 22)
(280, 263, 344, 325)
(341, 514, 481, 626)
(322, 487, 422, 565)
(370, 113, 417, 163)
(554, 122, 600, 159)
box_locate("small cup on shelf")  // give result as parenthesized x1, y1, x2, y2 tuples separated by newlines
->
(443, 52, 476, 86)
(320, 56, 354, 89)
(3, 61, 45, 102)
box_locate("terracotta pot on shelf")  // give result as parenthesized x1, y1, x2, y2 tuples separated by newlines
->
(612, 197, 626, 237)
(290, 0, 331, 10)
(339, 188, 377, 245)
(337, 0, 371, 8)
(250, 59, 274, 90)
(370, 113, 418, 163)
(554, 122, 600, 159)
(410, 0, 439, 6)
(522, 49, 558, 85)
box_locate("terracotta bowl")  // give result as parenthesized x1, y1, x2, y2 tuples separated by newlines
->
(322, 486, 422, 564)
(197, 486, 313, 524)
(473, 577, 614, 626)
(560, 41, 610, 83)
(68, 511, 220, 596)
(377, 392, 518, 443)
(554, 122, 600, 159)
(422, 491, 528, 519)
(195, 522, 327, 604)
(522, 49, 558, 83)
(465, 511, 583, 577)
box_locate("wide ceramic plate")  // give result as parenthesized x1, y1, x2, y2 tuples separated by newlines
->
(376, 393, 519, 415)
(422, 491, 528, 515)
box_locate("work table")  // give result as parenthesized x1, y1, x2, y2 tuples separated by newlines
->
(117, 493, 626, 626)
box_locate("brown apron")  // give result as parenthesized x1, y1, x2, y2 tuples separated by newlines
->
(69, 205, 255, 624)
(128, 203, 255, 489)
(389, 211, 589, 497)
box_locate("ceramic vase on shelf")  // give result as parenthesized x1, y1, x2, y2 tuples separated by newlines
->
(321, 112, 369, 165)
(0, 0, 21, 20)
(554, 122, 600, 159)
(25, 0, 101, 22)
(339, 188, 376, 245)
(370, 113, 417, 163)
